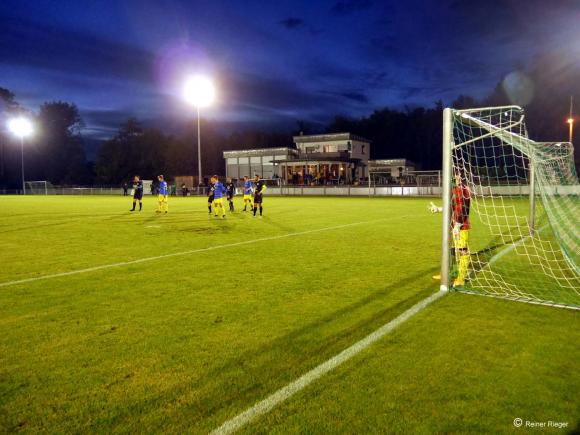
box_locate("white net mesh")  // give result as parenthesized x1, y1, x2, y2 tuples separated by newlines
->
(449, 106, 579, 308)
(25, 181, 53, 195)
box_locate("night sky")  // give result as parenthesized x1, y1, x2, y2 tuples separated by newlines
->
(1, 0, 579, 142)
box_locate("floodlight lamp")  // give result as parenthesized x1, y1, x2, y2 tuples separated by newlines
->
(8, 117, 33, 138)
(184, 75, 215, 107)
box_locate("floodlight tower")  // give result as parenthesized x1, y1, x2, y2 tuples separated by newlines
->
(7, 117, 33, 195)
(184, 75, 215, 189)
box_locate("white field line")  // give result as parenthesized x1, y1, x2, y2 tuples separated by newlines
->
(455, 290, 579, 311)
(0, 217, 404, 289)
(485, 223, 549, 268)
(210, 290, 446, 435)
(462, 224, 580, 310)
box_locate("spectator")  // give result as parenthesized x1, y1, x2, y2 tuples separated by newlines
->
(122, 182, 128, 196)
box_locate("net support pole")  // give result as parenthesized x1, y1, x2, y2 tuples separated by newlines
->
(529, 160, 536, 236)
(440, 108, 453, 291)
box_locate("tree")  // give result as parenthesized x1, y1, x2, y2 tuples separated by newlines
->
(0, 87, 20, 186)
(36, 101, 90, 184)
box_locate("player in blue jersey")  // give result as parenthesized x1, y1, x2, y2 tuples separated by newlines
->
(211, 175, 227, 218)
(156, 175, 168, 213)
(242, 176, 253, 212)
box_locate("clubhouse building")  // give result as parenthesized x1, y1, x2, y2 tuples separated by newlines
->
(223, 133, 372, 185)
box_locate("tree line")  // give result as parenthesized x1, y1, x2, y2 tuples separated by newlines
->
(1, 54, 577, 189)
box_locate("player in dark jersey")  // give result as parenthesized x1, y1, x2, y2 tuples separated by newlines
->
(252, 174, 267, 218)
(130, 175, 143, 212)
(225, 177, 236, 212)
(207, 181, 215, 215)
(452, 171, 471, 286)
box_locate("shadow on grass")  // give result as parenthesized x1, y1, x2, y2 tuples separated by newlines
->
(105, 266, 440, 430)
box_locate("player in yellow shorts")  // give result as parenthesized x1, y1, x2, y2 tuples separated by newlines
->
(432, 171, 471, 285)
(242, 175, 253, 211)
(156, 174, 168, 213)
(451, 171, 471, 286)
(210, 175, 227, 218)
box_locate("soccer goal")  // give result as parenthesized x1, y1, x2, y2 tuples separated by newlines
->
(440, 106, 579, 309)
(25, 180, 53, 195)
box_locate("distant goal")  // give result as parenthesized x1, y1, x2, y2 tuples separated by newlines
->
(25, 181, 53, 195)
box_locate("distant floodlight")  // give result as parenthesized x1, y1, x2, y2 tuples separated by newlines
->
(184, 75, 215, 107)
(7, 117, 33, 195)
(567, 118, 574, 124)
(8, 117, 33, 138)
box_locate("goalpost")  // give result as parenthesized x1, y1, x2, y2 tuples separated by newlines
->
(440, 106, 579, 309)
(25, 181, 52, 195)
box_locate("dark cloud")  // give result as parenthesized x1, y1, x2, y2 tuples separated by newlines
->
(331, 0, 373, 15)
(279, 17, 304, 29)
(0, 16, 155, 85)
(321, 91, 369, 104)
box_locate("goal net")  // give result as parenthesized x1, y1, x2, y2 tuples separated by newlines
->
(440, 106, 579, 309)
(25, 180, 53, 195)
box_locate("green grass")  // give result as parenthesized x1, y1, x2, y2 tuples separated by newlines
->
(0, 195, 578, 433)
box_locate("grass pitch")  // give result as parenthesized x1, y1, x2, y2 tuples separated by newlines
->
(0, 195, 578, 433)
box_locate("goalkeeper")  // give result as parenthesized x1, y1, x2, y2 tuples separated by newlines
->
(452, 171, 471, 286)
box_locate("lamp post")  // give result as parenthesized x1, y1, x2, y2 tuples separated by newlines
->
(7, 117, 33, 195)
(184, 75, 215, 191)
(567, 95, 574, 143)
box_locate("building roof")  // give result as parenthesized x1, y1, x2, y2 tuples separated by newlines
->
(368, 159, 415, 167)
(276, 156, 362, 164)
(223, 147, 298, 158)
(292, 132, 372, 144)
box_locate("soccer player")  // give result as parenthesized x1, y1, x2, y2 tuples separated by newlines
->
(225, 177, 236, 212)
(452, 171, 471, 287)
(211, 175, 227, 218)
(130, 175, 143, 212)
(157, 174, 168, 213)
(242, 176, 253, 211)
(207, 179, 215, 215)
(252, 174, 267, 218)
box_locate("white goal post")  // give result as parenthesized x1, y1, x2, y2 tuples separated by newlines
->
(25, 180, 51, 195)
(440, 106, 579, 309)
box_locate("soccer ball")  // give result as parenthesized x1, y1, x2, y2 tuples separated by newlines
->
(429, 202, 442, 214)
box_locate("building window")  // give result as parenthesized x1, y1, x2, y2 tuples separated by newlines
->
(227, 158, 237, 164)
(250, 156, 261, 164)
(238, 157, 249, 164)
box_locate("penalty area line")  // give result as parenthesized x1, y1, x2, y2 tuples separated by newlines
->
(0, 217, 405, 289)
(210, 290, 446, 435)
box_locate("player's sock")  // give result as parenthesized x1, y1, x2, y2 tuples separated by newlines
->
(131, 201, 136, 211)
(208, 205, 212, 213)
(259, 206, 263, 216)
(454, 254, 470, 286)
(139, 202, 142, 211)
(253, 206, 257, 216)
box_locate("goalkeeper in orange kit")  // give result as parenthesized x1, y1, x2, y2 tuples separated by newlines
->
(433, 171, 471, 286)
(451, 171, 471, 287)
